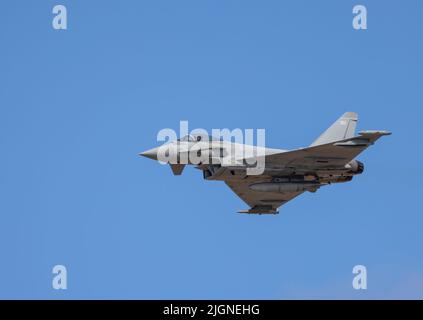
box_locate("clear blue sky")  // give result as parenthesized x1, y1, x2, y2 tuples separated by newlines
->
(1, 0, 422, 299)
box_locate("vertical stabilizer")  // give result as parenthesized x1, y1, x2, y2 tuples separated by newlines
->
(310, 112, 358, 146)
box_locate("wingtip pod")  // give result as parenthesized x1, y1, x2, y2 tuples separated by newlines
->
(355, 130, 392, 144)
(358, 130, 392, 136)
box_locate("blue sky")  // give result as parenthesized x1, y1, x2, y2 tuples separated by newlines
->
(1, 0, 422, 299)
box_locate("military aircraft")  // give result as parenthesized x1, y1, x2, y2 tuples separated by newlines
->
(141, 112, 390, 214)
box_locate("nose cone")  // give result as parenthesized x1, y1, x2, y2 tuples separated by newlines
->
(140, 147, 158, 160)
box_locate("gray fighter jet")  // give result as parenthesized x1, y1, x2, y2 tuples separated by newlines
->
(141, 112, 390, 214)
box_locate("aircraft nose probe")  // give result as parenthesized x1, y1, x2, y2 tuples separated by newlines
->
(140, 147, 158, 160)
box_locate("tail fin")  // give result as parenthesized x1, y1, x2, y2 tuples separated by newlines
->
(310, 112, 358, 146)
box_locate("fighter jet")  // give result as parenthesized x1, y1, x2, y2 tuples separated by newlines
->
(140, 112, 390, 214)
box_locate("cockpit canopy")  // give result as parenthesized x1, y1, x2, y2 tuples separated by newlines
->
(178, 134, 220, 142)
